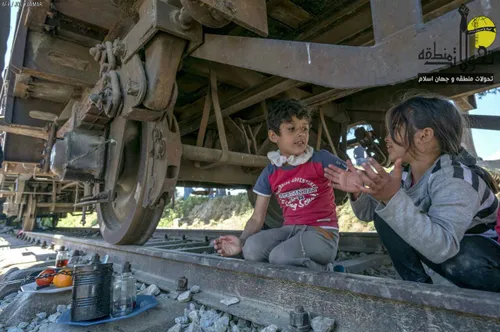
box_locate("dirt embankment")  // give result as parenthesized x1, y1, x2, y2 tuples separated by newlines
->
(160, 194, 374, 232)
(56, 192, 374, 232)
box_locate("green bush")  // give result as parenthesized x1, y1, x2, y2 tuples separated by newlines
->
(57, 212, 99, 228)
(158, 193, 252, 228)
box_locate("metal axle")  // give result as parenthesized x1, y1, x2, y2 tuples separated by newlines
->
(181, 144, 269, 168)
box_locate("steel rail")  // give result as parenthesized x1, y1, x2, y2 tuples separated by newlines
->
(43, 228, 384, 253)
(22, 231, 500, 331)
(154, 228, 384, 253)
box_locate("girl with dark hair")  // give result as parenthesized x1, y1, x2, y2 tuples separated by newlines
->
(324, 94, 500, 292)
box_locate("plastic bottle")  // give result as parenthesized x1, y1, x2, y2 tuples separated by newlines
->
(111, 262, 136, 317)
(55, 246, 70, 268)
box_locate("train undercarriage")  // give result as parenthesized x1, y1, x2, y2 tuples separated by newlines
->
(0, 0, 499, 244)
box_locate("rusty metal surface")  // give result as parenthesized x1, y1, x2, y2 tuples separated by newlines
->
(182, 144, 269, 168)
(268, 0, 313, 30)
(195, 71, 230, 169)
(0, 124, 49, 140)
(42, 123, 56, 173)
(465, 114, 500, 131)
(23, 32, 99, 87)
(74, 80, 112, 131)
(371, 0, 423, 43)
(97, 119, 168, 245)
(180, 0, 231, 28)
(121, 0, 202, 63)
(143, 115, 183, 207)
(179, 0, 372, 118)
(453, 95, 477, 112)
(191, 0, 500, 88)
(178, 161, 260, 185)
(3, 134, 45, 164)
(15, 68, 96, 89)
(13, 75, 75, 104)
(45, 12, 108, 49)
(24, 0, 52, 31)
(195, 0, 268, 36)
(7, 97, 63, 128)
(293, 0, 370, 43)
(23, 231, 500, 331)
(51, 0, 122, 30)
(319, 107, 338, 155)
(143, 33, 186, 110)
(120, 54, 147, 110)
(103, 117, 127, 196)
(304, 88, 364, 108)
(195, 86, 212, 149)
(1, 162, 42, 177)
(179, 76, 303, 135)
(180, 0, 475, 117)
(50, 129, 107, 181)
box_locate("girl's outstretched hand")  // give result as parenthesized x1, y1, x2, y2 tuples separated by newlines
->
(324, 159, 363, 194)
(356, 158, 403, 204)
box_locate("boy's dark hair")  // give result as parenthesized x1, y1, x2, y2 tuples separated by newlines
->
(385, 94, 464, 156)
(267, 99, 311, 135)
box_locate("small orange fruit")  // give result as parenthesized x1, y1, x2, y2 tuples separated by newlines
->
(36, 269, 56, 287)
(53, 268, 73, 288)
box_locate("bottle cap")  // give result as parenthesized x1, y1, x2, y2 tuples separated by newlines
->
(60, 246, 66, 251)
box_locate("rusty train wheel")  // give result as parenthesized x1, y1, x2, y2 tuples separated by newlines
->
(98, 121, 165, 245)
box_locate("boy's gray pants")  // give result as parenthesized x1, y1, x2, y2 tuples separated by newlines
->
(242, 225, 339, 271)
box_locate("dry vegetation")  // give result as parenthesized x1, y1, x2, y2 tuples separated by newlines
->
(58, 192, 372, 232)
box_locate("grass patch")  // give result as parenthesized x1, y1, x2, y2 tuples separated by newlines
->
(56, 212, 99, 228)
(56, 192, 372, 232)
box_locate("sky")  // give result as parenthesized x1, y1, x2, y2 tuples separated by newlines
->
(468, 92, 500, 160)
(2, 6, 500, 163)
(2, 5, 18, 80)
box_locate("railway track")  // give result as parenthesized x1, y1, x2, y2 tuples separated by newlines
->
(13, 228, 500, 331)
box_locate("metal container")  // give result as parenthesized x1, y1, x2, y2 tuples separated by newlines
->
(70, 254, 114, 322)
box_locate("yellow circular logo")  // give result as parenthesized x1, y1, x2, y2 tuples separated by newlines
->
(467, 16, 496, 48)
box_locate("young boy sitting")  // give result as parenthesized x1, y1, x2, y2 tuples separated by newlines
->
(213, 99, 347, 271)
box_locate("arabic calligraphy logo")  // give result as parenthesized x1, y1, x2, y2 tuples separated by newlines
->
(467, 16, 496, 49)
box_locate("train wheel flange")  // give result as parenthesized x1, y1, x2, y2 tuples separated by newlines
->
(97, 113, 180, 245)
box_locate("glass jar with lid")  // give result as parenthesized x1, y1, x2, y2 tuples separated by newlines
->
(55, 246, 70, 268)
(111, 262, 136, 317)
